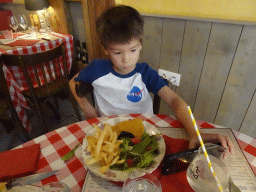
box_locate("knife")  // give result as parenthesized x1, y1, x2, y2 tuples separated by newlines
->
(7, 170, 59, 189)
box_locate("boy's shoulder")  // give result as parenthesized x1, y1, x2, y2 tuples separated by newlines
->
(75, 59, 111, 82)
(89, 59, 112, 68)
(83, 59, 112, 74)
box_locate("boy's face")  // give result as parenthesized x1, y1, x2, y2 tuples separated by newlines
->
(104, 38, 142, 75)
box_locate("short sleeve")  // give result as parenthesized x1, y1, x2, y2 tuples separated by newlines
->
(74, 60, 95, 83)
(140, 63, 168, 94)
(74, 59, 111, 83)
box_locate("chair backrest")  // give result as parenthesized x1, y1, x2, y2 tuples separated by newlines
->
(0, 44, 70, 99)
(75, 81, 95, 107)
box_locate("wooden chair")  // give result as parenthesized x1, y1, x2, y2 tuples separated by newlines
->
(0, 43, 82, 133)
(75, 79, 169, 114)
(0, 88, 31, 142)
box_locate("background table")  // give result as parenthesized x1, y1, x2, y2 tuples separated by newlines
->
(13, 114, 256, 192)
(0, 32, 73, 132)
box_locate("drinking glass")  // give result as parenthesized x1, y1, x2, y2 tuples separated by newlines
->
(8, 16, 19, 34)
(122, 174, 162, 192)
(19, 15, 29, 31)
(186, 143, 231, 192)
(28, 26, 39, 38)
(39, 182, 70, 192)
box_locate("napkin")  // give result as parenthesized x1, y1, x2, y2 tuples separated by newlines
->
(112, 135, 194, 192)
(6, 39, 40, 47)
(0, 34, 25, 40)
(0, 144, 41, 182)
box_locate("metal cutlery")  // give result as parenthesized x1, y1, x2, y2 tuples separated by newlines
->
(6, 170, 59, 190)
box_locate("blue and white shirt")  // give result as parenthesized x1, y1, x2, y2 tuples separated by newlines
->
(75, 59, 168, 116)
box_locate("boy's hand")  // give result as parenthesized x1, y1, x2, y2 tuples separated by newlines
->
(189, 133, 235, 155)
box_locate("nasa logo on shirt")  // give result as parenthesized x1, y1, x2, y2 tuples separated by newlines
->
(127, 86, 144, 103)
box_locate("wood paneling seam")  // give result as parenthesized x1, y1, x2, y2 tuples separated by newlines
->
(238, 89, 256, 132)
(213, 25, 244, 124)
(193, 22, 213, 111)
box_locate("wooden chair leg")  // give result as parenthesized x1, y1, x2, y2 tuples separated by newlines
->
(12, 131, 29, 143)
(26, 98, 49, 134)
(153, 94, 161, 114)
(54, 96, 59, 109)
(45, 100, 61, 121)
(0, 119, 15, 134)
(68, 92, 82, 121)
(0, 120, 29, 143)
(0, 118, 30, 142)
(33, 101, 49, 133)
(9, 107, 31, 141)
(91, 92, 95, 108)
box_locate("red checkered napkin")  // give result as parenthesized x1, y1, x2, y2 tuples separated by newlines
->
(0, 33, 26, 40)
(0, 144, 41, 182)
(6, 39, 40, 47)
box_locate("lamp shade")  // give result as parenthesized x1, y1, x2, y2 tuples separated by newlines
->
(25, 0, 49, 11)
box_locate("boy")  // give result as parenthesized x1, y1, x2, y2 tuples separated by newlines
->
(69, 5, 234, 153)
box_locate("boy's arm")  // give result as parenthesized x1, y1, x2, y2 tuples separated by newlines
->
(69, 73, 98, 119)
(158, 85, 234, 154)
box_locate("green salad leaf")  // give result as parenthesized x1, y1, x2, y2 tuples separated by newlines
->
(132, 133, 151, 154)
(61, 143, 80, 161)
(110, 132, 159, 171)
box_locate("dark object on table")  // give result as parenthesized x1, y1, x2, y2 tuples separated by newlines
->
(161, 142, 221, 175)
(161, 159, 189, 175)
(0, 43, 82, 133)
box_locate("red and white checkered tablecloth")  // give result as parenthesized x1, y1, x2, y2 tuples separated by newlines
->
(14, 114, 256, 192)
(0, 33, 74, 132)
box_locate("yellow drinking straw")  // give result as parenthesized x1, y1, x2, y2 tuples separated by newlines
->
(187, 106, 223, 192)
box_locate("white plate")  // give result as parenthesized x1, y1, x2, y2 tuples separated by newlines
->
(81, 117, 166, 182)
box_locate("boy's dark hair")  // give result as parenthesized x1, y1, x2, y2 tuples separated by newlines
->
(96, 5, 144, 48)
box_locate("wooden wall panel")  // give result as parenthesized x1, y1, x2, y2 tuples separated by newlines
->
(214, 25, 256, 131)
(193, 23, 242, 123)
(239, 91, 256, 138)
(48, 0, 69, 34)
(138, 48, 143, 63)
(142, 16, 163, 70)
(141, 17, 255, 137)
(158, 18, 185, 115)
(176, 20, 211, 109)
(80, 0, 114, 62)
(159, 18, 185, 74)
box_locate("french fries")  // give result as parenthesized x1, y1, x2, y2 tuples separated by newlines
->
(85, 123, 123, 174)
